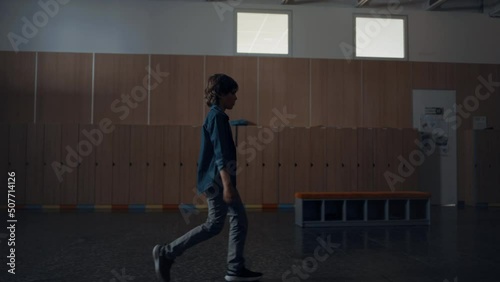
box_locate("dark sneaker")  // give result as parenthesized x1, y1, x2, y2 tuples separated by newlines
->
(224, 268, 263, 281)
(152, 244, 174, 282)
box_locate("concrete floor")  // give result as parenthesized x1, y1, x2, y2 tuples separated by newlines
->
(1, 207, 499, 282)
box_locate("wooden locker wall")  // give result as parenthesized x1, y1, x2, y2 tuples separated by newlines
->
(294, 127, 310, 193)
(338, 128, 358, 191)
(26, 124, 44, 204)
(357, 128, 374, 191)
(77, 125, 97, 205)
(411, 62, 456, 90)
(387, 128, 404, 192)
(36, 52, 93, 123)
(94, 125, 113, 204)
(261, 127, 279, 204)
(8, 125, 27, 205)
(150, 55, 204, 125)
(362, 61, 411, 128)
(259, 58, 309, 127)
(310, 59, 362, 127)
(180, 126, 200, 204)
(205, 56, 258, 124)
(0, 51, 35, 123)
(401, 128, 420, 191)
(325, 127, 341, 192)
(129, 125, 148, 204)
(112, 125, 130, 205)
(163, 126, 181, 205)
(60, 124, 79, 205)
(146, 126, 164, 204)
(373, 128, 389, 191)
(43, 124, 62, 204)
(278, 127, 295, 203)
(236, 126, 248, 203)
(310, 127, 326, 192)
(243, 126, 263, 205)
(94, 54, 149, 125)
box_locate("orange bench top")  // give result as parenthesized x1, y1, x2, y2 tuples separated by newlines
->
(295, 191, 431, 199)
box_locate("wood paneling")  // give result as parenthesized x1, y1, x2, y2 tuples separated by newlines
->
(77, 125, 97, 204)
(311, 59, 362, 127)
(146, 126, 164, 204)
(357, 128, 374, 191)
(278, 127, 294, 203)
(294, 127, 310, 193)
(0, 51, 35, 123)
(26, 124, 44, 204)
(205, 56, 258, 124)
(37, 52, 92, 123)
(94, 54, 149, 125)
(261, 127, 279, 204)
(43, 124, 61, 204)
(259, 58, 309, 127)
(129, 125, 148, 204)
(412, 62, 456, 90)
(387, 128, 403, 192)
(401, 128, 419, 191)
(60, 124, 79, 204)
(8, 125, 27, 204)
(339, 128, 358, 191)
(362, 61, 411, 128)
(310, 127, 326, 192)
(236, 126, 248, 203)
(150, 55, 204, 125)
(373, 128, 389, 191)
(326, 127, 341, 192)
(112, 125, 130, 204)
(95, 124, 113, 204)
(180, 126, 200, 204)
(163, 126, 181, 205)
(243, 126, 263, 204)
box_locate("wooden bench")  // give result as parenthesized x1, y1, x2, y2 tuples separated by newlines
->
(295, 192, 431, 227)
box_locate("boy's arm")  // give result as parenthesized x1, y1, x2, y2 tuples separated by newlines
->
(220, 168, 238, 204)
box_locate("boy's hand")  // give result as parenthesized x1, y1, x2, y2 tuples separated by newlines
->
(223, 186, 238, 204)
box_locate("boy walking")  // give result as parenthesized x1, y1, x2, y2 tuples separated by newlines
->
(152, 74, 263, 282)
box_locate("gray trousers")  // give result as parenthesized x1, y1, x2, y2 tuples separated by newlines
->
(163, 186, 248, 273)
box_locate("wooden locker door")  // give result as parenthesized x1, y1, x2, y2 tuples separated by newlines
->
(402, 129, 419, 191)
(294, 127, 310, 194)
(112, 125, 130, 205)
(326, 127, 341, 192)
(43, 124, 62, 205)
(77, 125, 96, 205)
(278, 127, 294, 204)
(310, 127, 326, 192)
(475, 131, 489, 203)
(26, 124, 44, 204)
(337, 128, 352, 191)
(261, 127, 279, 205)
(244, 126, 263, 205)
(94, 125, 113, 205)
(60, 124, 79, 205)
(387, 128, 403, 192)
(8, 125, 27, 205)
(180, 126, 200, 204)
(129, 125, 148, 204)
(373, 128, 389, 191)
(344, 128, 358, 191)
(163, 126, 181, 205)
(357, 128, 374, 191)
(146, 126, 164, 205)
(0, 125, 8, 200)
(236, 126, 248, 203)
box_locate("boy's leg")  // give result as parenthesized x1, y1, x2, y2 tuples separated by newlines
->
(163, 187, 227, 259)
(226, 192, 248, 274)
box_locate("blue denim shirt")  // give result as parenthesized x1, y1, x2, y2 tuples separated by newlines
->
(197, 105, 237, 194)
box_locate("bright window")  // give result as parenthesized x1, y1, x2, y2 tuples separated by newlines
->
(355, 16, 406, 59)
(236, 11, 290, 55)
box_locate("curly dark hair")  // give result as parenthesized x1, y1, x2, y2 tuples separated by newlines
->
(204, 74, 239, 107)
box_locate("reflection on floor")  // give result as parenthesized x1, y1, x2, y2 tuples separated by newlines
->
(1, 207, 499, 282)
